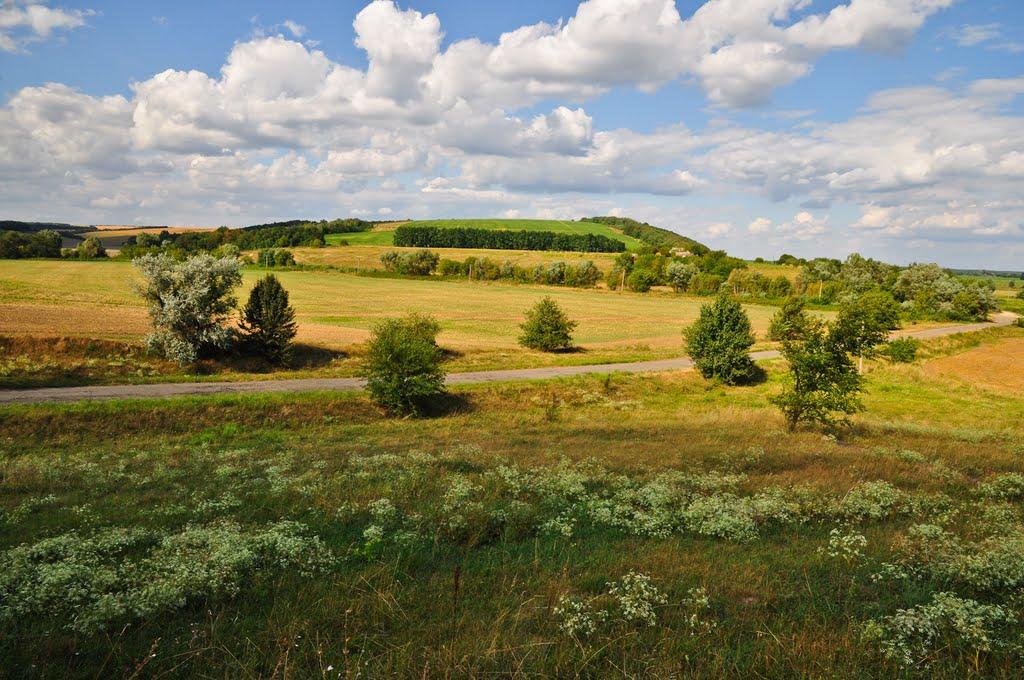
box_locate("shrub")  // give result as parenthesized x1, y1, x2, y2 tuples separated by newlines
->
(519, 297, 577, 352)
(684, 293, 758, 384)
(239, 274, 298, 364)
(134, 253, 242, 364)
(767, 275, 793, 298)
(65, 236, 107, 259)
(380, 249, 439, 276)
(881, 337, 919, 363)
(667, 261, 698, 292)
(258, 248, 295, 267)
(688, 273, 725, 295)
(363, 314, 446, 415)
(626, 268, 659, 292)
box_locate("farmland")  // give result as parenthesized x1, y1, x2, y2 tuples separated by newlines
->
(2, 326, 1024, 677)
(0, 259, 796, 386)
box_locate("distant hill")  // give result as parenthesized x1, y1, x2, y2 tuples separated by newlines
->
(582, 216, 709, 254)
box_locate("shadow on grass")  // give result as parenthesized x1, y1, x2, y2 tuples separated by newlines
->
(417, 391, 474, 418)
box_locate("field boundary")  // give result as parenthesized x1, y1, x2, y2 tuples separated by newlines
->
(0, 316, 1014, 405)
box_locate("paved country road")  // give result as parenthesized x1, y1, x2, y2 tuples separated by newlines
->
(0, 314, 1016, 405)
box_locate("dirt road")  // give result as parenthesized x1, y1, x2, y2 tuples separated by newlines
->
(0, 315, 1015, 405)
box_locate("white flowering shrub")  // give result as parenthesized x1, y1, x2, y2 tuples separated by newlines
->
(863, 592, 1015, 668)
(554, 596, 607, 638)
(0, 521, 334, 633)
(820, 527, 868, 564)
(836, 481, 901, 521)
(607, 571, 667, 626)
(979, 473, 1024, 500)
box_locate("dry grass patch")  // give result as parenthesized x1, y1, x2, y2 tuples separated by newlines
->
(920, 337, 1024, 394)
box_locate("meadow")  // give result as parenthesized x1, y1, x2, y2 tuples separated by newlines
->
(327, 218, 645, 248)
(3, 327, 1024, 677)
(0, 259, 795, 386)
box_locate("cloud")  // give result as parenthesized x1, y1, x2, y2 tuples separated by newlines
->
(748, 217, 772, 234)
(282, 20, 306, 38)
(0, 1, 93, 52)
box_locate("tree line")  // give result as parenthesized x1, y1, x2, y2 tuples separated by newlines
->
(392, 225, 626, 253)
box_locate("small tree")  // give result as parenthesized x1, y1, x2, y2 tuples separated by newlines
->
(519, 297, 577, 351)
(239, 274, 298, 365)
(134, 253, 242, 364)
(363, 314, 445, 415)
(832, 290, 901, 372)
(684, 293, 758, 384)
(769, 296, 813, 342)
(771, 322, 863, 432)
(626, 268, 659, 292)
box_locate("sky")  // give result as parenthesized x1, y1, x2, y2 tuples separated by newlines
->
(1, 0, 1023, 268)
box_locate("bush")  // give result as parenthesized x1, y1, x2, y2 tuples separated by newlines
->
(519, 297, 577, 352)
(767, 275, 793, 298)
(239, 274, 298, 365)
(363, 314, 446, 415)
(626, 269, 659, 292)
(134, 253, 242, 364)
(881, 337, 919, 363)
(65, 236, 107, 260)
(688, 273, 724, 295)
(380, 249, 439, 276)
(667, 261, 698, 292)
(257, 248, 295, 267)
(684, 294, 758, 384)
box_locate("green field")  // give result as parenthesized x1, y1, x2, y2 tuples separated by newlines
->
(3, 328, 1024, 677)
(327, 218, 646, 249)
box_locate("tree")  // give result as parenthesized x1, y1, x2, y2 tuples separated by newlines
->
(684, 293, 758, 384)
(667, 261, 698, 292)
(239, 274, 298, 365)
(626, 268, 659, 292)
(519, 297, 577, 351)
(769, 296, 814, 342)
(134, 253, 242, 364)
(771, 321, 863, 432)
(363, 314, 446, 415)
(831, 291, 901, 372)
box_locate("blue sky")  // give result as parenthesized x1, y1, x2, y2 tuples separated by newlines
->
(2, 0, 1023, 268)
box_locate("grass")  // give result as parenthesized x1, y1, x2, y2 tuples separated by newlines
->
(327, 218, 645, 249)
(3, 329, 1024, 677)
(0, 259, 798, 386)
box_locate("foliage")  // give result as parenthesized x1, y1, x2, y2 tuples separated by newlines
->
(239, 275, 298, 365)
(667, 261, 698, 292)
(0, 229, 62, 259)
(0, 522, 334, 634)
(380, 249, 440, 275)
(584, 216, 709, 254)
(771, 319, 863, 432)
(894, 263, 999, 322)
(64, 236, 107, 260)
(626, 268, 660, 292)
(684, 294, 758, 384)
(881, 337, 919, 363)
(134, 253, 243, 364)
(519, 297, 577, 352)
(863, 592, 1015, 668)
(769, 297, 814, 342)
(393, 225, 625, 253)
(362, 314, 446, 415)
(257, 248, 296, 267)
(694, 250, 747, 278)
(687, 272, 725, 295)
(831, 291, 901, 359)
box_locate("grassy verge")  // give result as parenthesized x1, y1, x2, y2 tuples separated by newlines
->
(3, 337, 1024, 677)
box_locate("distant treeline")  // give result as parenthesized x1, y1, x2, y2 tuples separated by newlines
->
(393, 225, 626, 253)
(583, 216, 709, 255)
(121, 219, 377, 257)
(0, 229, 107, 259)
(0, 220, 89, 234)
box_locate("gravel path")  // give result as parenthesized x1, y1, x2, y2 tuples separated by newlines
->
(0, 315, 1015, 405)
